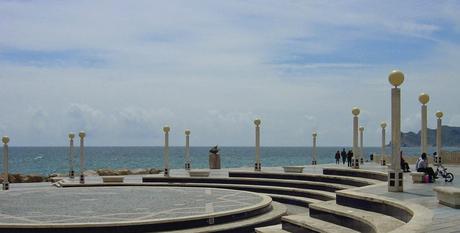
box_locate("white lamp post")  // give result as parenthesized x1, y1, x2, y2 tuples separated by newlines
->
(312, 132, 317, 165)
(388, 70, 404, 192)
(352, 107, 360, 169)
(163, 125, 170, 176)
(185, 129, 191, 170)
(254, 118, 261, 171)
(359, 126, 364, 164)
(2, 136, 10, 190)
(419, 93, 430, 154)
(380, 122, 387, 166)
(68, 133, 75, 178)
(435, 111, 443, 165)
(79, 131, 86, 184)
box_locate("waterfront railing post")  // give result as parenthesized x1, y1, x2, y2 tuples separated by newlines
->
(79, 131, 86, 184)
(254, 118, 261, 171)
(352, 107, 360, 169)
(436, 111, 443, 165)
(69, 132, 75, 178)
(380, 122, 387, 166)
(312, 132, 317, 165)
(185, 129, 191, 170)
(388, 70, 404, 192)
(163, 125, 170, 176)
(2, 136, 9, 190)
(359, 126, 364, 164)
(419, 93, 430, 155)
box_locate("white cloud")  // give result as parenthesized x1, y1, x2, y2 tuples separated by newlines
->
(0, 1, 459, 146)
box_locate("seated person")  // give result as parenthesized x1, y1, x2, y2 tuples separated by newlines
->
(416, 153, 437, 180)
(400, 152, 410, 172)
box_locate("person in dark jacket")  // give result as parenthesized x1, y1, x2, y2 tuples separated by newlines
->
(335, 151, 341, 164)
(341, 148, 347, 165)
(400, 151, 410, 172)
(347, 150, 353, 167)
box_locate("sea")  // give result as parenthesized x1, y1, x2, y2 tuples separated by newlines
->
(1, 146, 459, 176)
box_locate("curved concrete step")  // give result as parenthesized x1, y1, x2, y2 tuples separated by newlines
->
(335, 190, 412, 223)
(255, 224, 289, 233)
(138, 182, 336, 201)
(282, 214, 359, 233)
(322, 168, 387, 182)
(165, 201, 287, 233)
(142, 176, 350, 192)
(262, 193, 322, 208)
(229, 171, 376, 187)
(309, 201, 404, 233)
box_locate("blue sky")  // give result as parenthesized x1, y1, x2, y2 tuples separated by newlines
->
(0, 0, 460, 146)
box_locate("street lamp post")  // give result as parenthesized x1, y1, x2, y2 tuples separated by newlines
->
(68, 133, 75, 178)
(312, 132, 317, 165)
(419, 93, 430, 155)
(359, 126, 364, 164)
(435, 111, 444, 165)
(2, 136, 10, 190)
(254, 118, 261, 171)
(388, 70, 404, 192)
(352, 107, 360, 169)
(79, 131, 86, 184)
(380, 122, 387, 166)
(163, 125, 170, 176)
(185, 129, 191, 170)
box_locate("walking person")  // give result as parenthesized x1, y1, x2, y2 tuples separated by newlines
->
(347, 150, 353, 167)
(341, 148, 347, 165)
(335, 150, 340, 164)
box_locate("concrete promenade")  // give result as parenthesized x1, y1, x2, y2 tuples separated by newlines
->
(1, 162, 459, 232)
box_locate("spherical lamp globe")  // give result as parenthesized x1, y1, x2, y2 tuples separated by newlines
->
(388, 70, 404, 87)
(419, 93, 430, 105)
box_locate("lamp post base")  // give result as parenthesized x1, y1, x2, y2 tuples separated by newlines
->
(388, 169, 403, 192)
(254, 163, 261, 171)
(353, 159, 360, 169)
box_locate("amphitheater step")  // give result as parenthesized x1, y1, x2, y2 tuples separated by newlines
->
(263, 193, 322, 208)
(282, 214, 359, 233)
(255, 224, 289, 233)
(139, 182, 336, 201)
(322, 168, 388, 181)
(335, 190, 412, 223)
(229, 171, 376, 187)
(309, 201, 404, 233)
(167, 201, 287, 233)
(142, 176, 350, 192)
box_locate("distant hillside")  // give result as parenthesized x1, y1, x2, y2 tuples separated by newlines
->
(394, 126, 460, 147)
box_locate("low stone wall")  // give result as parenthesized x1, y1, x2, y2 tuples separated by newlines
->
(373, 151, 460, 164)
(441, 151, 460, 164)
(0, 167, 161, 183)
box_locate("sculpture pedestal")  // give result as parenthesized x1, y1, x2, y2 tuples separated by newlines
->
(209, 153, 221, 169)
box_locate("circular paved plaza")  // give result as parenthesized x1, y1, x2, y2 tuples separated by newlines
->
(0, 186, 270, 231)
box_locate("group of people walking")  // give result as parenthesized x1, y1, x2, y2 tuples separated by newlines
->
(334, 148, 354, 167)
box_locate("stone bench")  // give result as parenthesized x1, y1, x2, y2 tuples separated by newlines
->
(410, 172, 425, 183)
(188, 170, 210, 177)
(433, 187, 460, 208)
(283, 166, 304, 173)
(102, 176, 125, 183)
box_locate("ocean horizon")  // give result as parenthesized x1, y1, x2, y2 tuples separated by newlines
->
(2, 146, 459, 176)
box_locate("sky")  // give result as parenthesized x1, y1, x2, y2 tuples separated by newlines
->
(0, 0, 460, 146)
